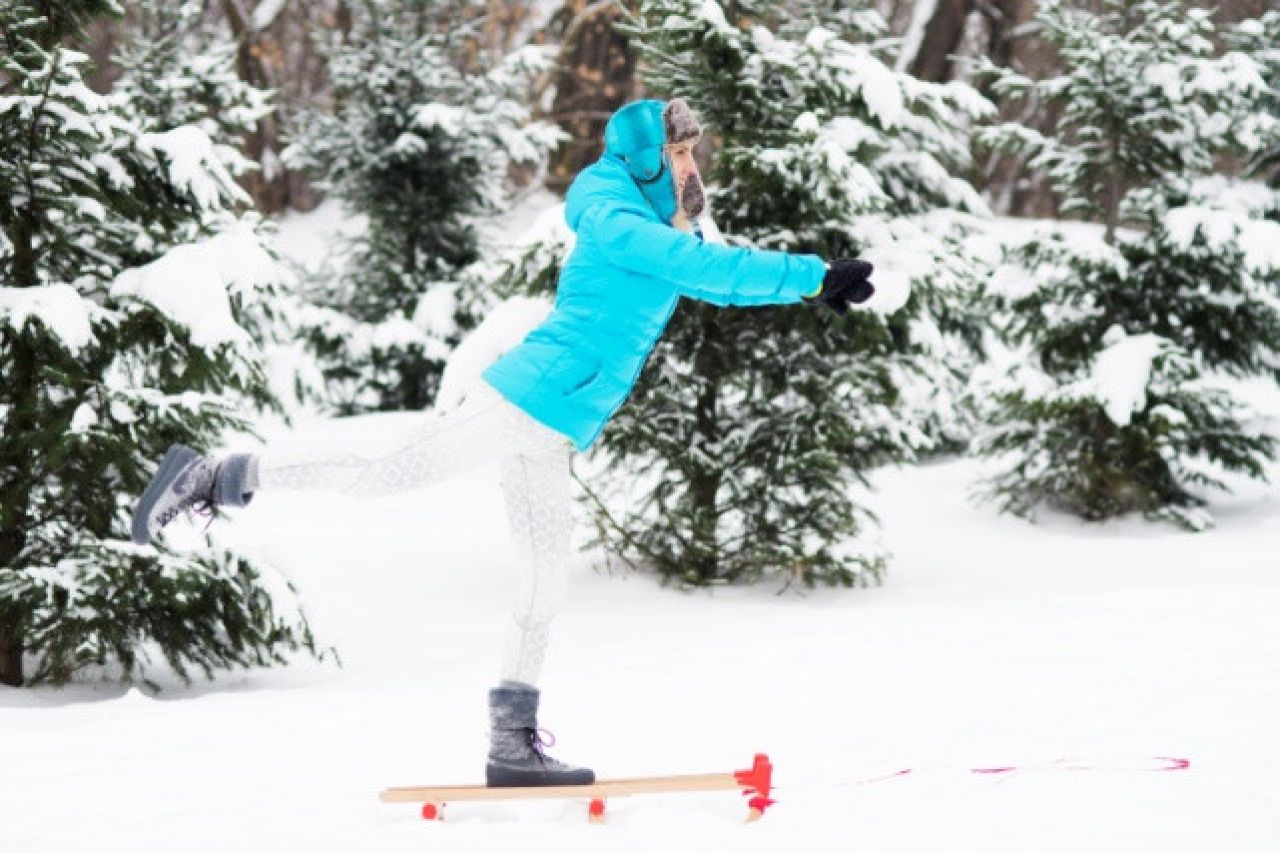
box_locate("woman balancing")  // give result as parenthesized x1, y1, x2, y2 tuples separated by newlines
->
(131, 98, 876, 786)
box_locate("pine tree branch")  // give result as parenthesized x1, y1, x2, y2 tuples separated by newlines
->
(570, 461, 664, 573)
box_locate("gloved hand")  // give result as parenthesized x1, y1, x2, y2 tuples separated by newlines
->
(804, 259, 875, 316)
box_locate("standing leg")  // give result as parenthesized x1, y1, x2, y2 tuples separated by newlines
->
(485, 419, 594, 786)
(497, 440, 576, 686)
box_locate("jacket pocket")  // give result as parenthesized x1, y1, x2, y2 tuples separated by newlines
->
(543, 349, 603, 397)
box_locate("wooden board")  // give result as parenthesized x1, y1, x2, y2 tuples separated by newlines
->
(380, 753, 776, 823)
(380, 771, 741, 803)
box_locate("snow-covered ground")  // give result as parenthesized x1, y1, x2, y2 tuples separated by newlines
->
(4, 203, 1279, 851)
(4, 431, 1279, 851)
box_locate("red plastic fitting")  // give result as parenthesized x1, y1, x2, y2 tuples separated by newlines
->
(735, 753, 775, 816)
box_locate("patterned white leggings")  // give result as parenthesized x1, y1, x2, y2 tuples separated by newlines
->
(252, 380, 576, 686)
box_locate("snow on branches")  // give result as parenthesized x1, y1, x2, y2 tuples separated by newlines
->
(973, 0, 1280, 531)
(0, 0, 319, 687)
(285, 0, 562, 414)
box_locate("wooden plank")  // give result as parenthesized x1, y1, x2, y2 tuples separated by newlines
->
(379, 771, 742, 803)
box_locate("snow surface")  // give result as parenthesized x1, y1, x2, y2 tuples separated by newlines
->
(435, 296, 551, 413)
(0, 283, 97, 352)
(1166, 203, 1280, 273)
(110, 223, 276, 348)
(4, 431, 1278, 852)
(273, 198, 367, 270)
(137, 126, 246, 210)
(432, 195, 568, 412)
(413, 103, 467, 136)
(1090, 328, 1167, 427)
(251, 0, 287, 31)
(811, 28, 906, 131)
(895, 0, 939, 73)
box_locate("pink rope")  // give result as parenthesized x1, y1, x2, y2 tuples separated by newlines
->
(836, 757, 1190, 788)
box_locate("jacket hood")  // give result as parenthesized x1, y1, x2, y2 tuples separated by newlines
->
(565, 150, 678, 232)
(563, 100, 686, 229)
(604, 99, 667, 182)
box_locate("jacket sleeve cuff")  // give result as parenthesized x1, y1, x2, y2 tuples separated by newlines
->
(799, 256, 827, 299)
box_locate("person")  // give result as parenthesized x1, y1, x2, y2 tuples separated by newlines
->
(130, 98, 875, 787)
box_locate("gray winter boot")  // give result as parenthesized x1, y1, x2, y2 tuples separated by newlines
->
(486, 682, 595, 787)
(130, 443, 257, 546)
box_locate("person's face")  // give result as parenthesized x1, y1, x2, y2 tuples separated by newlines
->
(665, 140, 705, 220)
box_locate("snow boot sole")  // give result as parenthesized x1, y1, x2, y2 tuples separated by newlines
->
(485, 764, 596, 788)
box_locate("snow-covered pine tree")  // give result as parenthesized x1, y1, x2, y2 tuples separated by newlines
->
(110, 0, 326, 414)
(527, 0, 991, 588)
(974, 0, 1280, 531)
(113, 2, 269, 160)
(1232, 9, 1280, 202)
(284, 0, 561, 415)
(0, 1, 322, 687)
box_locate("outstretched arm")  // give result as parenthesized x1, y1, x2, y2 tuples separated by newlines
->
(583, 202, 826, 307)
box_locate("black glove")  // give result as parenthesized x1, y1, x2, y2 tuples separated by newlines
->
(804, 259, 875, 316)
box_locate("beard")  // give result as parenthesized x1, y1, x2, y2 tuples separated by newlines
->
(677, 172, 706, 219)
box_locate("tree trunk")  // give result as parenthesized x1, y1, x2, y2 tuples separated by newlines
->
(9, 215, 37, 293)
(1104, 129, 1122, 245)
(967, 0, 1060, 217)
(0, 329, 40, 689)
(84, 14, 126, 94)
(0, 70, 48, 687)
(0, 617, 22, 687)
(974, 0, 1033, 70)
(545, 0, 638, 193)
(222, 0, 301, 213)
(902, 0, 974, 82)
(687, 308, 723, 583)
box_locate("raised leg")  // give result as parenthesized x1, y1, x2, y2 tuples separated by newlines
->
(252, 381, 527, 498)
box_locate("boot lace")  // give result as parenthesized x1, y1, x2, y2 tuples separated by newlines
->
(155, 461, 221, 534)
(523, 727, 557, 768)
(189, 497, 218, 533)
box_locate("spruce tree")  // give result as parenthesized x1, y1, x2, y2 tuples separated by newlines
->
(285, 0, 561, 415)
(110, 0, 325, 413)
(0, 1, 322, 686)
(1232, 10, 1279, 201)
(974, 0, 1280, 530)
(502, 0, 993, 587)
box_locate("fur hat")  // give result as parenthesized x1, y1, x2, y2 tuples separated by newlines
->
(662, 98, 702, 146)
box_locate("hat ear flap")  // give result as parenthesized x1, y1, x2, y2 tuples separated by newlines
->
(624, 145, 665, 183)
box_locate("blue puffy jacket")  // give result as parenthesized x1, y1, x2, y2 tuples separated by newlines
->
(481, 147, 827, 452)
